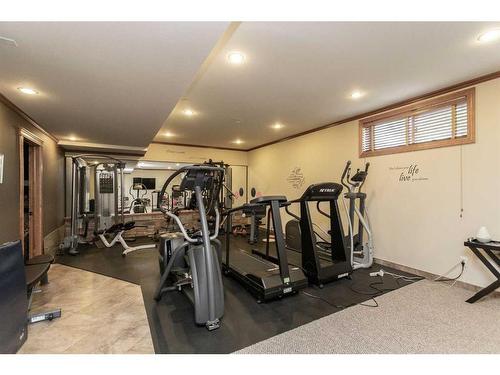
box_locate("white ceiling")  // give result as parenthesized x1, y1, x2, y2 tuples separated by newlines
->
(1, 22, 499, 152)
(155, 22, 500, 149)
(0, 22, 228, 148)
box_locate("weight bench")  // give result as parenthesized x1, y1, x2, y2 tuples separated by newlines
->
(96, 221, 156, 256)
(25, 255, 62, 324)
(0, 241, 61, 353)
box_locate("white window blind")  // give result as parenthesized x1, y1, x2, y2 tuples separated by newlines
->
(360, 92, 472, 156)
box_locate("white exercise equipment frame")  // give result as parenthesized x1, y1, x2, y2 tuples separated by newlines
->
(98, 230, 156, 256)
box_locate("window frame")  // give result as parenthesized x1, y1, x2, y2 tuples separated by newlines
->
(359, 88, 475, 158)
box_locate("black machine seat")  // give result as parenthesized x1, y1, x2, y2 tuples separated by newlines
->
(25, 254, 54, 266)
(26, 254, 55, 285)
(25, 263, 50, 289)
(250, 195, 287, 205)
(299, 183, 343, 201)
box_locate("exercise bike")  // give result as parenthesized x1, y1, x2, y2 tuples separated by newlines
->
(154, 165, 225, 331)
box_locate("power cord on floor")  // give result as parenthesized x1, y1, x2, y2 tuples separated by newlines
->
(300, 290, 352, 309)
(349, 271, 424, 308)
(434, 262, 465, 283)
(301, 270, 425, 310)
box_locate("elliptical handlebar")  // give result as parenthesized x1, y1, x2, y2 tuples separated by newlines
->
(341, 160, 370, 193)
(157, 165, 224, 243)
(358, 162, 370, 191)
(341, 160, 352, 190)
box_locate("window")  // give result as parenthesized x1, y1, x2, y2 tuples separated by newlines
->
(359, 88, 475, 157)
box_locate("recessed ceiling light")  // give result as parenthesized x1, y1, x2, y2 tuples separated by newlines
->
(18, 87, 38, 95)
(271, 123, 284, 130)
(68, 135, 78, 141)
(164, 131, 175, 137)
(477, 29, 500, 43)
(227, 51, 246, 65)
(233, 139, 244, 145)
(183, 109, 195, 117)
(350, 90, 364, 99)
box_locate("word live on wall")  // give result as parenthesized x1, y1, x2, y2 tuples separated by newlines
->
(390, 164, 429, 183)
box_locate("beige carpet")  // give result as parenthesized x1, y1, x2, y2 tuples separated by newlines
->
(236, 280, 500, 354)
(19, 264, 154, 354)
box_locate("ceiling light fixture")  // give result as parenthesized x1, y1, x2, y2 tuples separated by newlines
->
(271, 123, 284, 130)
(183, 109, 195, 117)
(18, 87, 38, 95)
(68, 135, 78, 141)
(477, 29, 500, 43)
(350, 90, 364, 99)
(233, 139, 244, 145)
(227, 51, 246, 65)
(164, 131, 175, 137)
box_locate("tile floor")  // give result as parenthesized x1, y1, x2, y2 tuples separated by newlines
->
(18, 264, 154, 354)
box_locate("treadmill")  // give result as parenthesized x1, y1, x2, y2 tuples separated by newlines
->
(223, 196, 308, 302)
(255, 183, 353, 287)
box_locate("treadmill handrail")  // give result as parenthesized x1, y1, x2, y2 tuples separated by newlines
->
(284, 203, 300, 221)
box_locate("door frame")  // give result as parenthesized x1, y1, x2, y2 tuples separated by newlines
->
(19, 128, 44, 258)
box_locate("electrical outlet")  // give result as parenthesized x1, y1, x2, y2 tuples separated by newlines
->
(460, 256, 468, 264)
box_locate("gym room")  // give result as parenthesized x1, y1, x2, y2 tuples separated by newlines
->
(0, 1, 498, 372)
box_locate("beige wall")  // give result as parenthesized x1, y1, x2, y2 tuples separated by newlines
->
(143, 143, 248, 166)
(248, 78, 500, 289)
(0, 101, 65, 246)
(142, 143, 249, 205)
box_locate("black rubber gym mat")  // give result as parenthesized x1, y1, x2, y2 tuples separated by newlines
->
(57, 235, 418, 354)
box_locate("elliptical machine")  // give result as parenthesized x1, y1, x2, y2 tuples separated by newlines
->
(340, 161, 374, 270)
(154, 165, 225, 331)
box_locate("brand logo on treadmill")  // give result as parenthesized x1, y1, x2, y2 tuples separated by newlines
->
(319, 188, 336, 193)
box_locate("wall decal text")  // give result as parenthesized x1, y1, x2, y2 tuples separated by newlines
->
(390, 164, 429, 182)
(287, 167, 305, 189)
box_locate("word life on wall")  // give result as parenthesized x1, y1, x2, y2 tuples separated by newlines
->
(287, 167, 305, 189)
(390, 164, 429, 183)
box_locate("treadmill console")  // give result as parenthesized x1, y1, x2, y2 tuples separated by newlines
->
(250, 195, 288, 205)
(300, 182, 343, 200)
